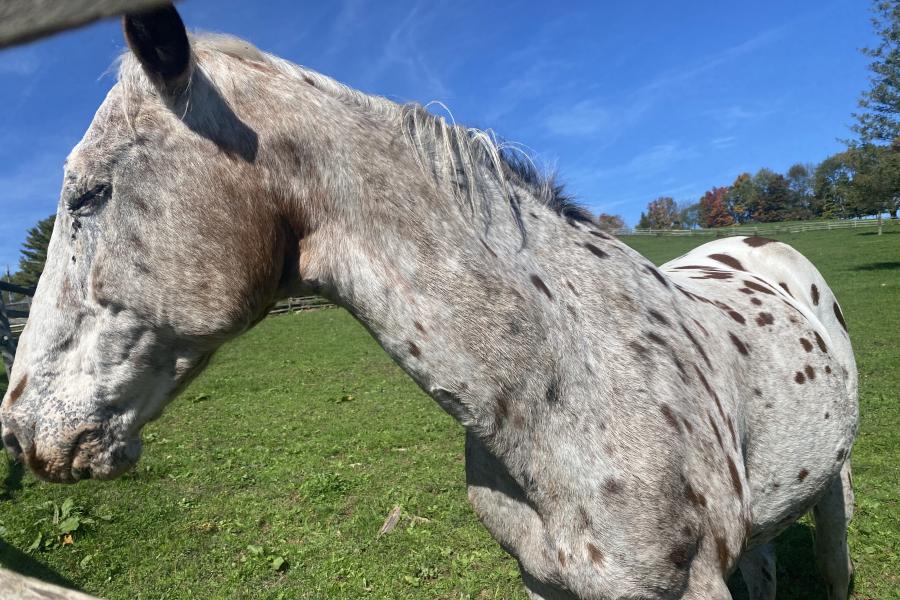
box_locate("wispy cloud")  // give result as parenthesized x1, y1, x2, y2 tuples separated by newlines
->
(710, 135, 738, 149)
(0, 46, 41, 76)
(543, 100, 613, 137)
(364, 0, 449, 100)
(707, 104, 777, 129)
(594, 142, 700, 181)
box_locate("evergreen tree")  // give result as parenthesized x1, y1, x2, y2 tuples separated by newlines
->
(852, 1, 900, 144)
(13, 215, 55, 289)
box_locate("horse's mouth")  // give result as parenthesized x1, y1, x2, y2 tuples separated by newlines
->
(8, 426, 141, 484)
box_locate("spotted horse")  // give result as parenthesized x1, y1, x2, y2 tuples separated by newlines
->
(0, 5, 857, 599)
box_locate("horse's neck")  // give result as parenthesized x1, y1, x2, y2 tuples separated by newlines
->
(303, 171, 636, 462)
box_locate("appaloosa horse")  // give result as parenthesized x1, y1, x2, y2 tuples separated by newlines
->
(0, 6, 857, 599)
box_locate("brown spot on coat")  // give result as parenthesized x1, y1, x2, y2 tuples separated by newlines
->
(643, 265, 670, 288)
(833, 302, 848, 332)
(660, 404, 681, 431)
(585, 243, 608, 259)
(743, 236, 775, 247)
(589, 230, 612, 240)
(708, 414, 724, 448)
(798, 468, 809, 481)
(691, 318, 709, 337)
(603, 478, 623, 494)
(814, 331, 829, 353)
(804, 365, 815, 380)
(681, 325, 712, 368)
(800, 338, 813, 352)
(794, 371, 806, 384)
(530, 274, 553, 300)
(728, 332, 749, 355)
(738, 287, 754, 294)
(629, 341, 648, 356)
(811, 284, 820, 305)
(750, 297, 762, 306)
(755, 312, 774, 326)
(646, 332, 668, 347)
(558, 548, 567, 566)
(708, 253, 745, 271)
(648, 309, 670, 326)
(586, 543, 604, 567)
(825, 365, 832, 374)
(565, 280, 580, 297)
(726, 456, 743, 499)
(779, 282, 793, 297)
(414, 321, 426, 333)
(743, 280, 776, 295)
(7, 374, 27, 404)
(408, 342, 421, 358)
(728, 310, 746, 325)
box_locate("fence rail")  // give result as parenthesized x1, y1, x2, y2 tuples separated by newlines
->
(617, 217, 896, 237)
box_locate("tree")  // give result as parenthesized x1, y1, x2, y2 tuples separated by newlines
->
(645, 196, 679, 229)
(12, 215, 55, 289)
(751, 168, 792, 222)
(595, 213, 625, 232)
(852, 1, 900, 145)
(699, 187, 733, 228)
(813, 152, 856, 219)
(785, 163, 815, 220)
(845, 144, 900, 231)
(725, 173, 754, 224)
(636, 212, 651, 229)
(677, 201, 701, 229)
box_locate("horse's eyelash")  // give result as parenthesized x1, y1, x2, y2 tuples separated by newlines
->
(67, 183, 110, 213)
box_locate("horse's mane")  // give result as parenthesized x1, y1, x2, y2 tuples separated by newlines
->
(118, 33, 593, 227)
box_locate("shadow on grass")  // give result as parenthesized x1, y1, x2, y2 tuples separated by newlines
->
(727, 522, 828, 599)
(858, 229, 900, 236)
(853, 261, 900, 271)
(0, 455, 85, 593)
(0, 536, 84, 592)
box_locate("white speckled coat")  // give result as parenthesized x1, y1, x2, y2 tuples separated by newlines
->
(0, 6, 857, 599)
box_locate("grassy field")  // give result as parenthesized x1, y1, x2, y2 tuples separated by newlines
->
(0, 226, 897, 599)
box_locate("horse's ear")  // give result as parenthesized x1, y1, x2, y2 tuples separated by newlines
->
(123, 4, 191, 93)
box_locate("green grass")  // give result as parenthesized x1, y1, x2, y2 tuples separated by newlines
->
(1, 226, 897, 599)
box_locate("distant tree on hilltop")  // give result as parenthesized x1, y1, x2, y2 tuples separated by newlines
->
(645, 197, 678, 229)
(595, 213, 625, 232)
(699, 187, 733, 228)
(852, 1, 900, 144)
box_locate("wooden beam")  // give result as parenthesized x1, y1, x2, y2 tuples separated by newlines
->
(0, 0, 170, 48)
(0, 282, 35, 296)
(0, 567, 101, 600)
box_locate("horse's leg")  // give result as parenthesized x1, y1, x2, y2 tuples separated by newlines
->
(464, 432, 569, 597)
(738, 543, 776, 600)
(812, 461, 854, 600)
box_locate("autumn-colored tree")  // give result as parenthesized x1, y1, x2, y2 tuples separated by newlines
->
(595, 213, 625, 232)
(645, 196, 678, 229)
(725, 173, 754, 223)
(699, 187, 733, 228)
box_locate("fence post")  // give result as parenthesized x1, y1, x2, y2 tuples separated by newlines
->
(0, 291, 17, 379)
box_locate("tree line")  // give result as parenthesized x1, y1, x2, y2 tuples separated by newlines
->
(631, 0, 900, 231)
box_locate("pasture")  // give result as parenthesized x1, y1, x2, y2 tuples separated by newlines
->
(0, 226, 897, 599)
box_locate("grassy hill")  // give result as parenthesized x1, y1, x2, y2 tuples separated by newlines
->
(1, 226, 897, 599)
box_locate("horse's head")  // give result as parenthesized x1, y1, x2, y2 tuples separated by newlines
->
(1, 6, 303, 482)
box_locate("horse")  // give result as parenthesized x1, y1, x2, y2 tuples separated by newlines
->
(0, 5, 857, 598)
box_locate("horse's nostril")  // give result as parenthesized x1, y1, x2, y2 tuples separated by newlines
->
(2, 430, 24, 461)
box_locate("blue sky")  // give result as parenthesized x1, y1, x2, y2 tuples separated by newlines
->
(0, 0, 875, 271)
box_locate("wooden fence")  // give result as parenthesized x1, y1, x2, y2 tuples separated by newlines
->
(0, 281, 34, 378)
(617, 217, 896, 237)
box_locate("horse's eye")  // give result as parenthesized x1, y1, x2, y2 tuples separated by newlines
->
(67, 183, 111, 214)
